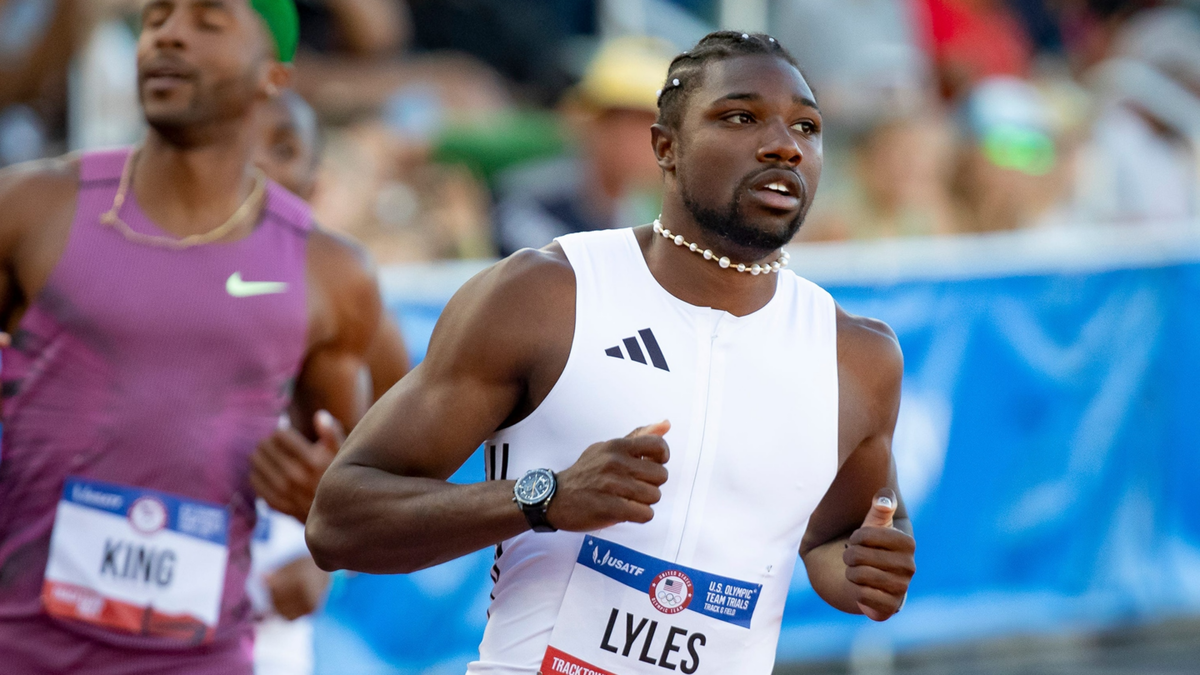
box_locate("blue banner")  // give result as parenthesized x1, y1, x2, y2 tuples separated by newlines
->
(315, 258, 1200, 673)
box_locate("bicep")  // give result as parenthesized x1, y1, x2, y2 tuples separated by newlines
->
(337, 356, 523, 481)
(330, 248, 572, 482)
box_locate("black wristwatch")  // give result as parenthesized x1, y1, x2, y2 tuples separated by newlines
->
(513, 468, 558, 532)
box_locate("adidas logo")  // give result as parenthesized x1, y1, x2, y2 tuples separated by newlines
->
(605, 328, 669, 372)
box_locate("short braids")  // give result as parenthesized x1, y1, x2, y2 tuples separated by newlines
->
(656, 31, 802, 130)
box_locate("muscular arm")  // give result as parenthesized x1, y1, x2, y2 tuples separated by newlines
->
(292, 230, 382, 432)
(0, 158, 78, 332)
(306, 245, 670, 574)
(251, 230, 388, 521)
(305, 247, 573, 573)
(799, 309, 915, 620)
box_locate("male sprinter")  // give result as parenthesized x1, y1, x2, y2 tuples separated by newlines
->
(0, 1, 389, 672)
(250, 88, 411, 675)
(308, 32, 916, 674)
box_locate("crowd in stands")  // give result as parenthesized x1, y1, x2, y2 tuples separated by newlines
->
(1, 0, 1198, 264)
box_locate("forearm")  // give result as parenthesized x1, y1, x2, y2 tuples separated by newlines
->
(306, 463, 528, 574)
(802, 518, 912, 615)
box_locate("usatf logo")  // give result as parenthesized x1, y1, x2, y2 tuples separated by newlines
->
(649, 570, 693, 614)
(128, 497, 168, 535)
(592, 547, 646, 577)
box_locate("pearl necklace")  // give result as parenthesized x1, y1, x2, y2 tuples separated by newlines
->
(652, 219, 789, 275)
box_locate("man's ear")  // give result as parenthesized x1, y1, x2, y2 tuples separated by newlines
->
(651, 123, 677, 174)
(263, 62, 293, 99)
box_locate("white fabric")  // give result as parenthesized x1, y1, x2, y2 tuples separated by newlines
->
(248, 501, 311, 616)
(254, 615, 314, 675)
(468, 228, 839, 674)
(249, 502, 315, 675)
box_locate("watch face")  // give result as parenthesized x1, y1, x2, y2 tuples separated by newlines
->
(515, 469, 554, 505)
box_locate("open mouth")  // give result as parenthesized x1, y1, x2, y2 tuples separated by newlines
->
(749, 172, 803, 212)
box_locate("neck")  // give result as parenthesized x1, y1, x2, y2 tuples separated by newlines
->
(132, 121, 261, 239)
(638, 200, 784, 317)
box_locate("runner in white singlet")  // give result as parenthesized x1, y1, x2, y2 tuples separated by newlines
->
(309, 31, 917, 675)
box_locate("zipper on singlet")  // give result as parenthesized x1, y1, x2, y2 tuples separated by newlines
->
(669, 312, 725, 561)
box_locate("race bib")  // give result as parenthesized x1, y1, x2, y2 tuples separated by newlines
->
(541, 537, 763, 675)
(41, 477, 230, 644)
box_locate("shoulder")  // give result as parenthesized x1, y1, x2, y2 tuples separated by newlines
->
(438, 243, 574, 332)
(307, 226, 375, 284)
(837, 306, 903, 412)
(305, 226, 382, 350)
(0, 155, 80, 210)
(424, 243, 575, 373)
(0, 155, 81, 250)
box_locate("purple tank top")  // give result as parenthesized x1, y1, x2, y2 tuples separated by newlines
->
(0, 148, 311, 672)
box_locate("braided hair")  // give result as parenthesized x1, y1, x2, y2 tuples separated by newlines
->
(656, 31, 803, 131)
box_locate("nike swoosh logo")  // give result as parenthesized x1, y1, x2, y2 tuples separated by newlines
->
(226, 272, 288, 298)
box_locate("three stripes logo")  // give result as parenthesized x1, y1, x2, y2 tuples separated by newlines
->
(605, 328, 669, 372)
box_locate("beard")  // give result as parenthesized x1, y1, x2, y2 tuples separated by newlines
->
(140, 69, 260, 147)
(680, 173, 807, 259)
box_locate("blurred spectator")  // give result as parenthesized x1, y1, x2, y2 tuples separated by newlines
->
(0, 0, 77, 164)
(770, 0, 934, 135)
(953, 76, 1078, 232)
(1058, 0, 1159, 76)
(803, 110, 961, 240)
(407, 0, 595, 106)
(295, 0, 411, 56)
(1072, 5, 1200, 224)
(914, 0, 1035, 100)
(311, 120, 496, 262)
(291, 0, 513, 122)
(492, 36, 670, 255)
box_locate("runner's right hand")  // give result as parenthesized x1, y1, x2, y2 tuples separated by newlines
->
(545, 421, 670, 532)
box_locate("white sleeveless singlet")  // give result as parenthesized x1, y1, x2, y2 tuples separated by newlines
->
(468, 228, 839, 675)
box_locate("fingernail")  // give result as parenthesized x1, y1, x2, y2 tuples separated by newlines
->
(317, 410, 334, 427)
(876, 496, 894, 510)
(277, 415, 289, 430)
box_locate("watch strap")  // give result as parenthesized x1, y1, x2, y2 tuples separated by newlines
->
(521, 502, 557, 533)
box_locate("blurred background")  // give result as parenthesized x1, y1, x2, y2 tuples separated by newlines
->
(5, 0, 1200, 673)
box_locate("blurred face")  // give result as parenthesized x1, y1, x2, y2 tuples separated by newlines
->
(669, 55, 823, 256)
(585, 108, 662, 195)
(137, 0, 276, 135)
(256, 94, 319, 200)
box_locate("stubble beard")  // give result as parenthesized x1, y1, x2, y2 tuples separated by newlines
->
(680, 177, 807, 260)
(141, 71, 260, 148)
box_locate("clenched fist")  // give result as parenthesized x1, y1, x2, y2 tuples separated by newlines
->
(546, 421, 671, 532)
(843, 488, 916, 621)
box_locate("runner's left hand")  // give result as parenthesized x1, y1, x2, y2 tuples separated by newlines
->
(842, 488, 915, 621)
(251, 410, 345, 523)
(267, 555, 331, 620)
